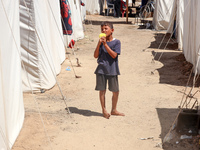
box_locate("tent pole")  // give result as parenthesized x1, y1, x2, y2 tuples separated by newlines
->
(126, 0, 128, 23)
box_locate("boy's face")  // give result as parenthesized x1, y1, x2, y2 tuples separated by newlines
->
(101, 25, 114, 37)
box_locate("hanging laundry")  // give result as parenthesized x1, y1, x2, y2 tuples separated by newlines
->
(80, 0, 85, 6)
(60, 0, 73, 35)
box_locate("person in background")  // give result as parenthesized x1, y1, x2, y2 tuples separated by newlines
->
(99, 0, 104, 15)
(114, 0, 121, 18)
(132, 0, 136, 6)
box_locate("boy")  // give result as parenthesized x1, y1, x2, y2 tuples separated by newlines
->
(94, 21, 125, 119)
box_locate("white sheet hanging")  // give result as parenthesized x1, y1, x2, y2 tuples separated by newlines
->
(80, 0, 86, 21)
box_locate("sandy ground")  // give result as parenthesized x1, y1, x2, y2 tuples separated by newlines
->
(12, 15, 199, 150)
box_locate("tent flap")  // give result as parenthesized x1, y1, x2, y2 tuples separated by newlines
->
(0, 0, 24, 149)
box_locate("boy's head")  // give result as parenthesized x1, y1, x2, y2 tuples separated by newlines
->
(101, 21, 113, 29)
(101, 21, 114, 37)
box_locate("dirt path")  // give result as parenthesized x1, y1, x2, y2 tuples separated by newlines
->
(13, 15, 196, 150)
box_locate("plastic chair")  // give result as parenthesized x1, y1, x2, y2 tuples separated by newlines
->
(107, 0, 115, 16)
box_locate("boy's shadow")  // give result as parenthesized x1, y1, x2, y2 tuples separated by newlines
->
(69, 107, 102, 117)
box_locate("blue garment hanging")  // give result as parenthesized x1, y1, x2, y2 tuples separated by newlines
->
(60, 0, 73, 35)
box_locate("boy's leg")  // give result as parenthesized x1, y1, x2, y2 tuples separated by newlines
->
(111, 91, 125, 116)
(99, 90, 110, 119)
(107, 75, 125, 116)
(95, 74, 110, 119)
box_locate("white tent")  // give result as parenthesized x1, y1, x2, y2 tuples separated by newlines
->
(183, 0, 200, 73)
(20, 0, 66, 92)
(153, 0, 176, 32)
(153, 0, 200, 73)
(153, 0, 184, 50)
(80, 0, 86, 21)
(176, 0, 184, 51)
(0, 1, 24, 149)
(86, 0, 101, 14)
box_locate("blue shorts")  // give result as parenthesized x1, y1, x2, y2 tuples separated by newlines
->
(95, 74, 119, 92)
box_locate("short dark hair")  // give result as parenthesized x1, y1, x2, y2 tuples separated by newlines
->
(101, 21, 113, 29)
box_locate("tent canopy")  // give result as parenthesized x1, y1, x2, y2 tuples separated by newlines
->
(20, 0, 65, 92)
(0, 1, 24, 149)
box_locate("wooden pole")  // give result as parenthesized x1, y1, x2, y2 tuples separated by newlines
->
(126, 0, 128, 23)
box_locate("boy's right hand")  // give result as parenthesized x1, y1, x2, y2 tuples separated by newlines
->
(99, 36, 106, 45)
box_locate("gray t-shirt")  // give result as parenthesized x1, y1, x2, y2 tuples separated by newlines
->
(95, 39, 121, 75)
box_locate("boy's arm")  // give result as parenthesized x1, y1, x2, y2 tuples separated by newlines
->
(94, 40, 101, 58)
(94, 37, 119, 59)
(101, 37, 118, 59)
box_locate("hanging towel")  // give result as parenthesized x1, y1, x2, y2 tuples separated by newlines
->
(60, 0, 73, 35)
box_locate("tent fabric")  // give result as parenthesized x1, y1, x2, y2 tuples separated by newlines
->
(183, 0, 200, 73)
(80, 0, 86, 21)
(176, 0, 184, 50)
(69, 0, 84, 40)
(153, 0, 200, 72)
(0, 1, 24, 149)
(153, 0, 185, 50)
(86, 0, 100, 14)
(153, 0, 176, 33)
(20, 0, 65, 92)
(70, 0, 84, 40)
(48, 0, 66, 64)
